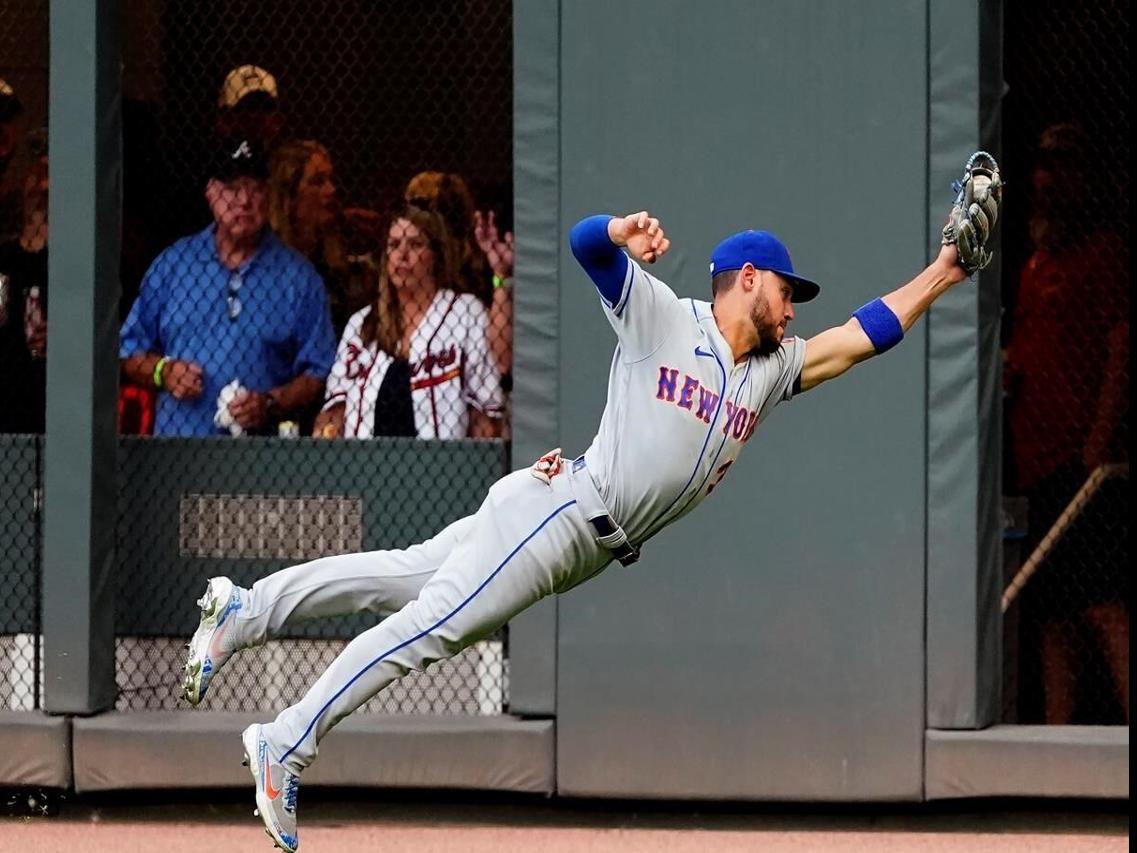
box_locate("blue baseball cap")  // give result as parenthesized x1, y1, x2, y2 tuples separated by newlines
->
(709, 230, 821, 303)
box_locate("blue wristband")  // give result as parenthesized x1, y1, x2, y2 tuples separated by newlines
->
(852, 298, 904, 354)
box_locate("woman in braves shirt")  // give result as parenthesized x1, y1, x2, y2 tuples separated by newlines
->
(313, 205, 503, 439)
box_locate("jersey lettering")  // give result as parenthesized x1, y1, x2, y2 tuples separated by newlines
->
(654, 361, 758, 438)
(743, 409, 759, 441)
(656, 366, 679, 402)
(695, 386, 719, 424)
(677, 375, 699, 410)
(412, 344, 458, 378)
(722, 400, 740, 436)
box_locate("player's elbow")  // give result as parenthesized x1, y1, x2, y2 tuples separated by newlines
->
(569, 215, 616, 265)
(839, 318, 882, 366)
(799, 357, 850, 393)
(798, 324, 876, 392)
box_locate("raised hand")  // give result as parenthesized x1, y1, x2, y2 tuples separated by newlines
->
(607, 211, 671, 264)
(474, 210, 514, 278)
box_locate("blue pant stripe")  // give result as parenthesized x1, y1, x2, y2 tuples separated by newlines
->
(279, 498, 578, 765)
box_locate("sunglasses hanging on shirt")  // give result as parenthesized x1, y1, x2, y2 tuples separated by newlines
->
(226, 270, 243, 321)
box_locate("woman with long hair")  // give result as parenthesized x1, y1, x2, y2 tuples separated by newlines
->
(268, 140, 373, 337)
(313, 205, 503, 439)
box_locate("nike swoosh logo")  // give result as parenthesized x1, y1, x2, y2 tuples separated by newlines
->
(694, 346, 712, 357)
(264, 753, 282, 800)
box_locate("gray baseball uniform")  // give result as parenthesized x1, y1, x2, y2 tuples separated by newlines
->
(238, 252, 804, 773)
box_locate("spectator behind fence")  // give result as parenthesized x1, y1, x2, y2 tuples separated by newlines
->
(120, 138, 335, 437)
(1005, 123, 1129, 724)
(0, 78, 25, 244)
(314, 205, 502, 440)
(267, 140, 374, 339)
(216, 65, 284, 151)
(0, 128, 49, 434)
(404, 171, 513, 378)
(122, 64, 287, 326)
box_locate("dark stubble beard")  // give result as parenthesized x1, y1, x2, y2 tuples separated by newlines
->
(750, 292, 784, 356)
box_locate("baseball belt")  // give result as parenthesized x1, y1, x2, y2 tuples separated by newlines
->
(529, 449, 639, 566)
(567, 456, 640, 567)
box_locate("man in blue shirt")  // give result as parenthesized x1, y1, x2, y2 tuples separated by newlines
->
(120, 138, 335, 436)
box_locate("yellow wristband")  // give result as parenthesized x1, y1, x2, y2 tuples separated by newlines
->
(153, 356, 170, 389)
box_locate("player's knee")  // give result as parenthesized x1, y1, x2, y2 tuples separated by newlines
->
(433, 622, 469, 658)
(399, 598, 464, 653)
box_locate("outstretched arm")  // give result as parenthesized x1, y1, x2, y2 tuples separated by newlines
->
(798, 243, 969, 393)
(801, 151, 1002, 393)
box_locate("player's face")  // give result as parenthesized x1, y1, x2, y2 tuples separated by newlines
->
(207, 176, 268, 241)
(293, 152, 337, 231)
(386, 218, 435, 292)
(750, 271, 795, 355)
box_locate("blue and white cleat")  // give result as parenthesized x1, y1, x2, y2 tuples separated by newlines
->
(242, 723, 300, 852)
(181, 576, 242, 705)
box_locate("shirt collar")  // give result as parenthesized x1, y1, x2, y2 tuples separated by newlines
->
(691, 299, 732, 362)
(199, 223, 276, 273)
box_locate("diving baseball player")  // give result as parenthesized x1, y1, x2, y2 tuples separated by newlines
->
(181, 155, 1001, 851)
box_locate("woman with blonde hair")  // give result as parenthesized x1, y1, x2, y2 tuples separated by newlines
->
(314, 205, 502, 439)
(268, 140, 373, 337)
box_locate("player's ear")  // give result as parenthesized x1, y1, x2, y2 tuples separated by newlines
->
(740, 263, 758, 292)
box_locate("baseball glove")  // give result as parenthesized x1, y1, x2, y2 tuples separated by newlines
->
(942, 150, 1003, 275)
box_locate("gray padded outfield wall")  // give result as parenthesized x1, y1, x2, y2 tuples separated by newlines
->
(42, 0, 121, 715)
(551, 0, 930, 800)
(925, 0, 1004, 731)
(507, 0, 562, 716)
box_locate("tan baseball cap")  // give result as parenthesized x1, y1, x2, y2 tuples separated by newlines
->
(218, 65, 279, 109)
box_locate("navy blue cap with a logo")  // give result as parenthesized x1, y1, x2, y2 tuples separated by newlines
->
(709, 230, 821, 303)
(208, 137, 269, 182)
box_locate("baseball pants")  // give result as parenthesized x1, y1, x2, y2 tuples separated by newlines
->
(236, 467, 608, 773)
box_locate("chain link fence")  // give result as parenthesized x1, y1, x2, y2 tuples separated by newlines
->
(0, 438, 42, 712)
(1, 0, 48, 714)
(116, 0, 513, 714)
(1000, 0, 1129, 725)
